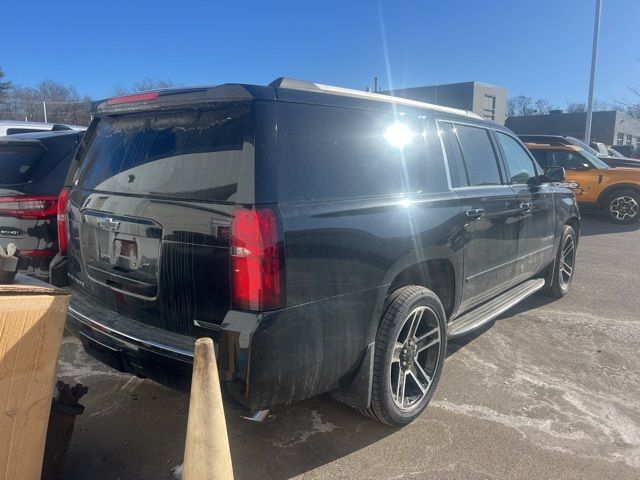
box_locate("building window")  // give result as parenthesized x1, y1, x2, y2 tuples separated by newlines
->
(627, 134, 633, 145)
(617, 133, 625, 145)
(483, 94, 496, 121)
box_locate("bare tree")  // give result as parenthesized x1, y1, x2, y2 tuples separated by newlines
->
(507, 95, 550, 117)
(566, 101, 586, 113)
(566, 99, 613, 113)
(0, 80, 91, 125)
(0, 66, 11, 101)
(613, 85, 640, 118)
(112, 78, 177, 96)
(534, 98, 555, 115)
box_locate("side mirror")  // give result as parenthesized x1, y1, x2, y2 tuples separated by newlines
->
(575, 163, 591, 171)
(543, 166, 565, 183)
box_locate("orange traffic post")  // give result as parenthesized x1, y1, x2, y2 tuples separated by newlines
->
(183, 338, 234, 480)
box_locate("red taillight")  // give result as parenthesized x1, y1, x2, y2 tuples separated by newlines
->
(18, 249, 56, 258)
(0, 195, 58, 219)
(106, 92, 160, 105)
(57, 188, 70, 255)
(230, 207, 283, 311)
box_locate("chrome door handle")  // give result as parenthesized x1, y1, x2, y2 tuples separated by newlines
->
(518, 202, 532, 213)
(465, 208, 485, 219)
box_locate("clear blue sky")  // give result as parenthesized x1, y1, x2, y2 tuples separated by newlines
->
(4, 0, 639, 106)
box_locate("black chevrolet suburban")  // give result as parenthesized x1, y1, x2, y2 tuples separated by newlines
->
(64, 78, 579, 425)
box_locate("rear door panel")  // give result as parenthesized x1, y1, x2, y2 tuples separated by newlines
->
(456, 186, 520, 309)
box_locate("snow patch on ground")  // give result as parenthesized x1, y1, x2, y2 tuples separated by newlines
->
(272, 410, 338, 448)
(172, 463, 183, 479)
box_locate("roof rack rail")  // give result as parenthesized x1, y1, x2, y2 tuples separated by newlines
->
(269, 77, 320, 90)
(269, 77, 482, 119)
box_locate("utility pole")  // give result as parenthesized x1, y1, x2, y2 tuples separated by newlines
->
(43, 100, 48, 123)
(585, 0, 602, 143)
(374, 76, 379, 93)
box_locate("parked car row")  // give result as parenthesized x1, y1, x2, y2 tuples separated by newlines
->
(609, 144, 640, 159)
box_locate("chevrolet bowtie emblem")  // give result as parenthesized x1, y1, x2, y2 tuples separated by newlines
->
(98, 218, 120, 231)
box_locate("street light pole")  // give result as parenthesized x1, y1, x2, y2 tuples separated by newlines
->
(585, 0, 602, 143)
(43, 101, 48, 123)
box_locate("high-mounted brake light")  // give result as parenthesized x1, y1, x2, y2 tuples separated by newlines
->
(57, 188, 70, 255)
(230, 207, 284, 311)
(106, 92, 160, 105)
(0, 195, 58, 219)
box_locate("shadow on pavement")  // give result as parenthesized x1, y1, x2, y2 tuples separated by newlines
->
(446, 292, 557, 357)
(579, 212, 639, 237)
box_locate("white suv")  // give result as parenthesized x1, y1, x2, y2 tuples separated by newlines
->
(0, 121, 85, 136)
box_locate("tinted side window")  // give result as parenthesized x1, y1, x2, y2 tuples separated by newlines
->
(276, 104, 422, 201)
(496, 132, 537, 184)
(456, 124, 502, 186)
(439, 122, 468, 188)
(542, 150, 583, 170)
(560, 151, 587, 169)
(530, 149, 548, 168)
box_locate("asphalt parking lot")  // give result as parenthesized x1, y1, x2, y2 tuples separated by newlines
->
(57, 213, 640, 480)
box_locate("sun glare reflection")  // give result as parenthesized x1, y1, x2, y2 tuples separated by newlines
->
(385, 123, 415, 148)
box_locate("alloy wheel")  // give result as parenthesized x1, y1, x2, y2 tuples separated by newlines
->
(559, 234, 575, 289)
(389, 306, 442, 412)
(609, 195, 639, 221)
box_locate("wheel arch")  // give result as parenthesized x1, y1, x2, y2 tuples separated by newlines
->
(565, 216, 580, 243)
(597, 183, 640, 209)
(369, 247, 461, 344)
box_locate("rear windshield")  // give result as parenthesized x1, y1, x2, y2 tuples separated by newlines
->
(0, 142, 46, 185)
(76, 105, 249, 202)
(0, 133, 78, 186)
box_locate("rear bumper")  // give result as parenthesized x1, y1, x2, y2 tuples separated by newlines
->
(67, 293, 196, 391)
(67, 285, 383, 410)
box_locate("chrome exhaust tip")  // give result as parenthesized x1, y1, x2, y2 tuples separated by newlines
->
(241, 409, 270, 422)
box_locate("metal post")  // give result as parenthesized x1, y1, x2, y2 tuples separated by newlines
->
(374, 76, 379, 93)
(43, 101, 48, 123)
(585, 0, 602, 143)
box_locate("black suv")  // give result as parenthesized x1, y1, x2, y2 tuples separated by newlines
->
(64, 79, 579, 425)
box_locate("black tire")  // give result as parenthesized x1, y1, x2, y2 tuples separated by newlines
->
(543, 225, 577, 298)
(603, 189, 640, 224)
(362, 286, 447, 426)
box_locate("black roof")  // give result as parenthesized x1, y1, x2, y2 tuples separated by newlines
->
(93, 78, 486, 123)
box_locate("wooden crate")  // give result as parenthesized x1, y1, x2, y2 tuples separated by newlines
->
(0, 276, 70, 480)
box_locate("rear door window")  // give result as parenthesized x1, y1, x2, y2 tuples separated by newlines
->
(275, 103, 423, 202)
(76, 105, 249, 202)
(455, 124, 503, 186)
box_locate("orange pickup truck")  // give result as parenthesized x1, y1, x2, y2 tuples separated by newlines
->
(526, 142, 640, 224)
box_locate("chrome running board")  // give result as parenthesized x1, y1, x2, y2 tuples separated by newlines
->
(447, 278, 545, 339)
